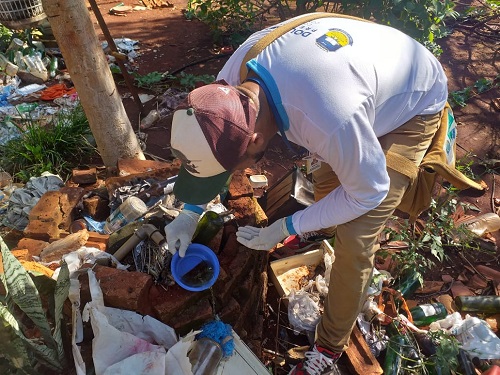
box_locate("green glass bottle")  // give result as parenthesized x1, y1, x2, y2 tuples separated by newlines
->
(192, 211, 224, 246)
(409, 302, 448, 327)
(384, 334, 407, 375)
(394, 270, 422, 299)
(454, 296, 500, 314)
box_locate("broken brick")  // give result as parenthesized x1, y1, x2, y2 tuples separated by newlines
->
(80, 264, 153, 314)
(228, 170, 254, 200)
(15, 237, 49, 258)
(72, 167, 97, 185)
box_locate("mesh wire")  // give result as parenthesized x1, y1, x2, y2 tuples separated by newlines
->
(0, 0, 44, 21)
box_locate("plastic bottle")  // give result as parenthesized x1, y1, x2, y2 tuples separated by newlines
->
(48, 56, 58, 78)
(409, 302, 448, 327)
(103, 196, 148, 234)
(7, 37, 24, 53)
(459, 213, 500, 236)
(140, 109, 160, 130)
(451, 316, 500, 360)
(454, 296, 500, 314)
(0, 53, 18, 76)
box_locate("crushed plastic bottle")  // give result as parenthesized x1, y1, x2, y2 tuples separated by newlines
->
(140, 109, 160, 130)
(459, 213, 500, 237)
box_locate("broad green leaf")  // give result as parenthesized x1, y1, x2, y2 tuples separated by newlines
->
(53, 262, 70, 366)
(0, 304, 36, 374)
(0, 236, 56, 350)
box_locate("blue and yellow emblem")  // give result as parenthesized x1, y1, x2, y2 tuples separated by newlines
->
(316, 28, 353, 51)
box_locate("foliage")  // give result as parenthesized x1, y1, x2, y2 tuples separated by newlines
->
(426, 329, 460, 373)
(448, 74, 500, 108)
(185, 0, 460, 49)
(185, 0, 267, 44)
(176, 71, 215, 90)
(381, 195, 476, 280)
(0, 104, 96, 183)
(133, 71, 173, 89)
(0, 235, 70, 374)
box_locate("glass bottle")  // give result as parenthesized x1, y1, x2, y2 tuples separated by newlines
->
(409, 302, 448, 327)
(454, 296, 500, 314)
(393, 270, 422, 299)
(192, 211, 224, 246)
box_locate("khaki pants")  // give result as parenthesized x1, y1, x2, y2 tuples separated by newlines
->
(313, 112, 442, 352)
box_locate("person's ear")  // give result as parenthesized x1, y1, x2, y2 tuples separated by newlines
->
(248, 132, 266, 151)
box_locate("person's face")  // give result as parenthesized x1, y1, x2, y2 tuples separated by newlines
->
(231, 149, 266, 172)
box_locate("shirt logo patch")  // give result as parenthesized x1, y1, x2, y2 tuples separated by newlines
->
(316, 28, 353, 52)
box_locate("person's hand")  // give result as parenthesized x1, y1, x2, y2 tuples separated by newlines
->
(164, 209, 200, 257)
(236, 218, 290, 250)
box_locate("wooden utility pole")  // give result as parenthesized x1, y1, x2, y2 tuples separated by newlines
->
(41, 0, 145, 167)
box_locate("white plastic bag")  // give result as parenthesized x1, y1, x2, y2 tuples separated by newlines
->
(79, 269, 196, 374)
(287, 289, 321, 334)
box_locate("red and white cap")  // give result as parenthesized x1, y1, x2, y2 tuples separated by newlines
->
(171, 80, 258, 204)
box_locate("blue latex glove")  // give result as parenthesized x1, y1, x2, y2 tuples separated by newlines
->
(236, 218, 291, 251)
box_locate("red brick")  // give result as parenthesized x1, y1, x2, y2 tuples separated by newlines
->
(117, 158, 181, 176)
(24, 219, 61, 242)
(11, 249, 29, 261)
(476, 265, 500, 283)
(218, 297, 241, 327)
(226, 197, 259, 227)
(59, 187, 86, 231)
(24, 187, 86, 240)
(169, 298, 214, 336)
(80, 264, 153, 314)
(28, 191, 63, 223)
(150, 283, 208, 323)
(82, 195, 110, 221)
(72, 168, 97, 185)
(228, 170, 254, 200)
(15, 238, 49, 257)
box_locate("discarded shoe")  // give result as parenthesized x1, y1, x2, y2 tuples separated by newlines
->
(288, 344, 342, 375)
(283, 232, 331, 252)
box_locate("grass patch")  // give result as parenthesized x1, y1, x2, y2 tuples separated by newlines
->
(0, 104, 97, 183)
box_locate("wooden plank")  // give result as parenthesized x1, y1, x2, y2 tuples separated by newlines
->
(345, 325, 384, 374)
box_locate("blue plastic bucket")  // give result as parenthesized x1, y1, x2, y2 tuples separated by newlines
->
(171, 243, 220, 292)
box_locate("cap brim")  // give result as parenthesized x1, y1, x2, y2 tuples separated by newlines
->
(173, 165, 231, 205)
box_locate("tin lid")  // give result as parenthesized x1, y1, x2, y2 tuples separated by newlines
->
(171, 243, 220, 292)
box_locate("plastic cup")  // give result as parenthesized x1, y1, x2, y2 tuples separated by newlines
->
(171, 244, 220, 291)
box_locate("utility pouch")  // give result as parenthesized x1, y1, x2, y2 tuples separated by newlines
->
(388, 103, 484, 221)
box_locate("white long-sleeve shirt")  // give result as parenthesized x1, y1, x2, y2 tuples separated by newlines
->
(218, 15, 448, 234)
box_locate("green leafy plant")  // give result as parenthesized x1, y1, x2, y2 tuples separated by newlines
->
(186, 0, 266, 44)
(0, 104, 96, 183)
(0, 236, 70, 374)
(381, 195, 476, 281)
(449, 75, 499, 108)
(133, 71, 174, 89)
(176, 72, 215, 90)
(426, 330, 460, 373)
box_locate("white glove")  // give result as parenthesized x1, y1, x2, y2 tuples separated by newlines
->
(164, 209, 200, 257)
(236, 218, 290, 250)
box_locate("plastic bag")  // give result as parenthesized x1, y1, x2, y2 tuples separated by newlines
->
(287, 289, 321, 334)
(78, 269, 196, 374)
